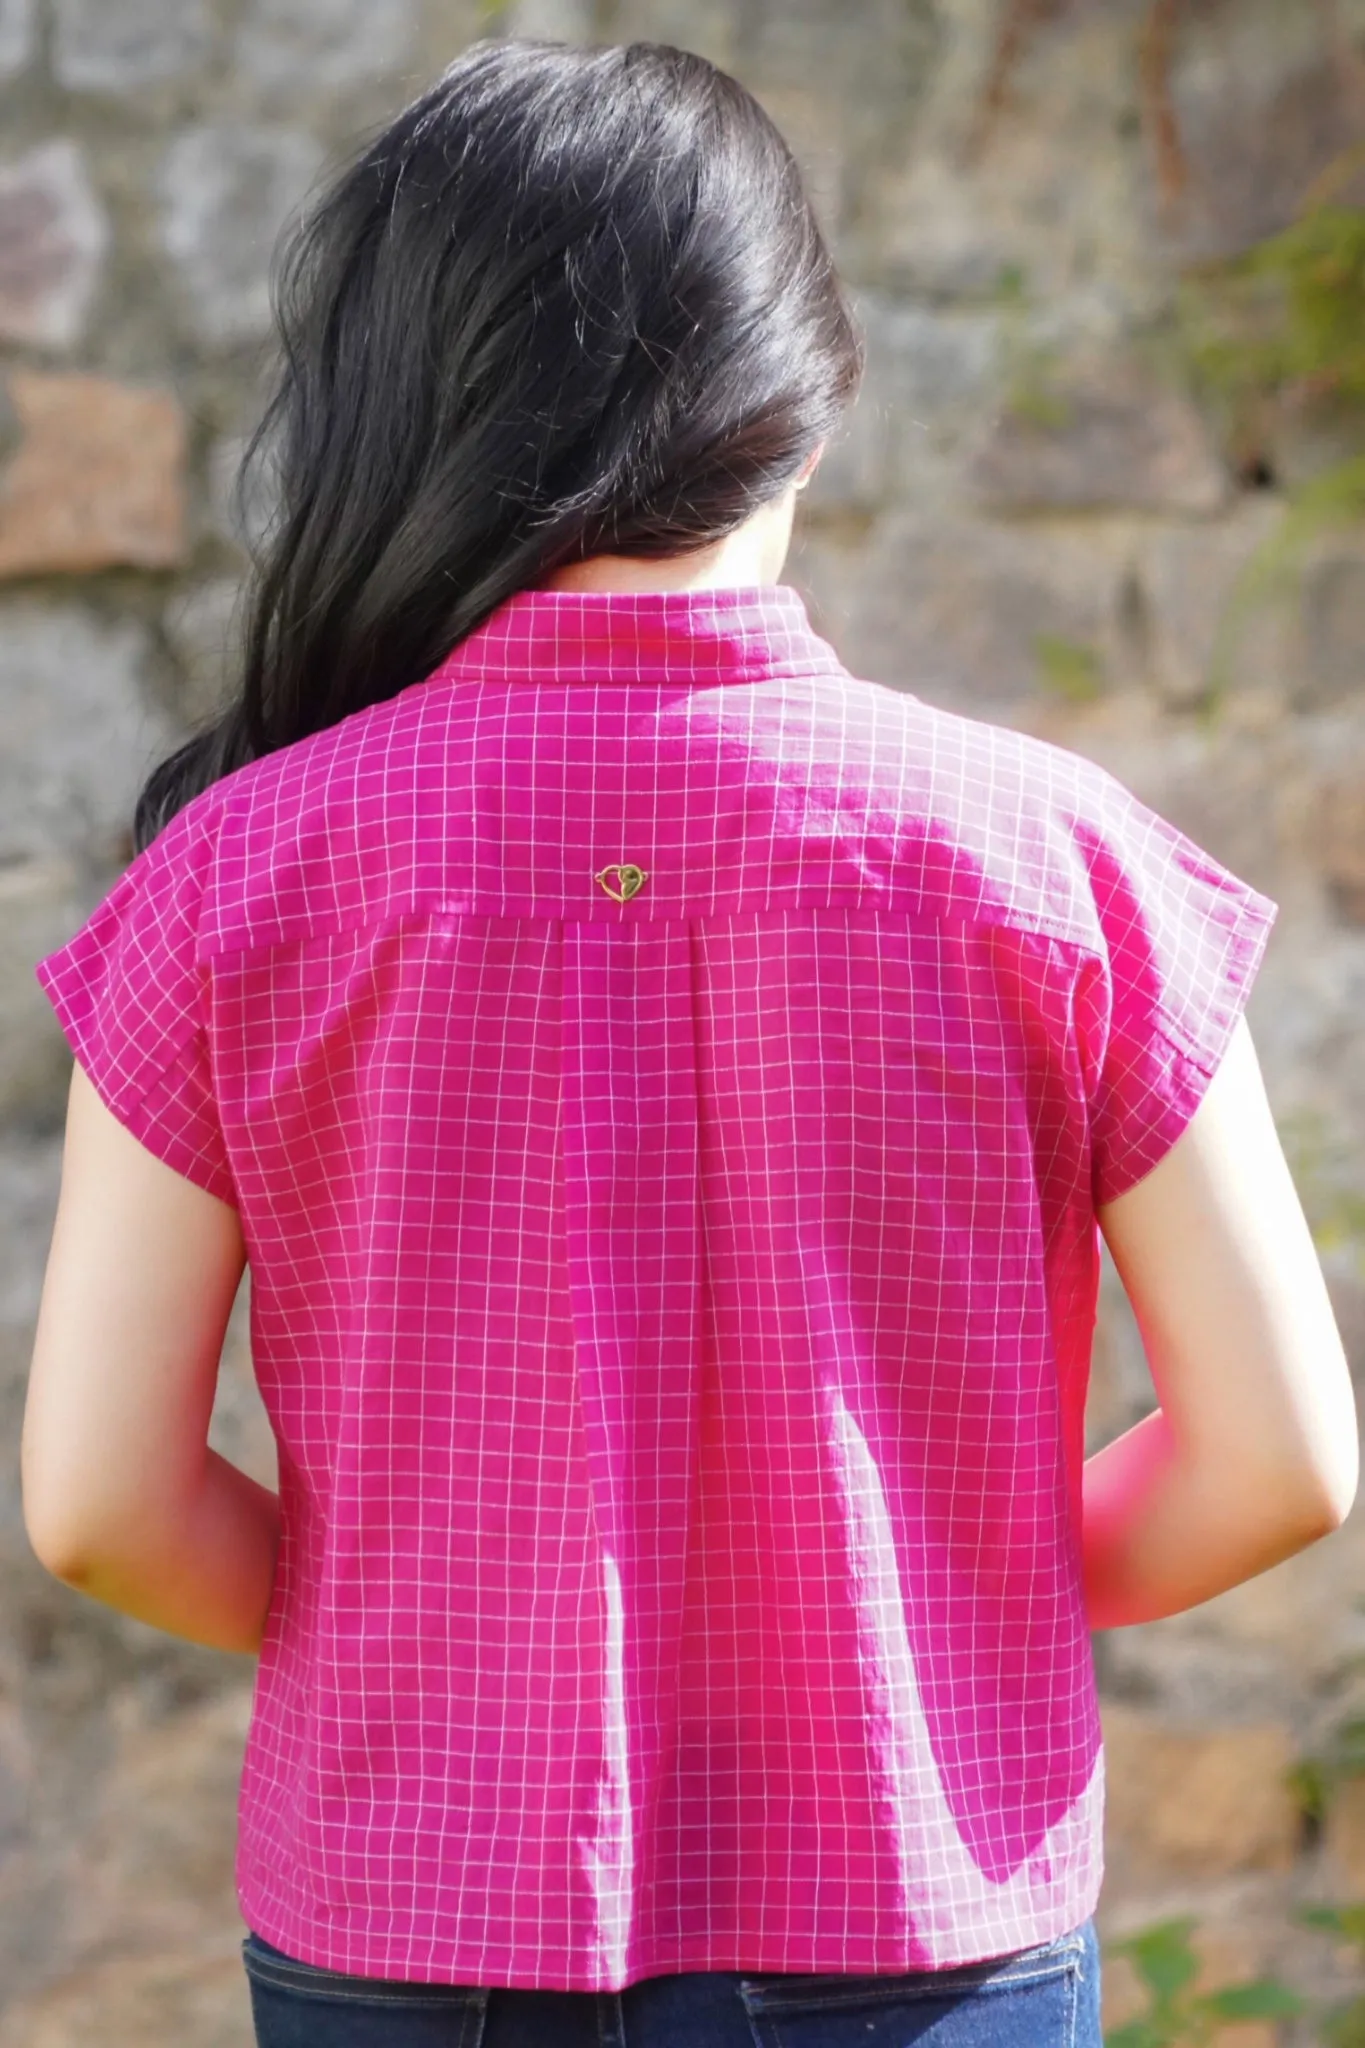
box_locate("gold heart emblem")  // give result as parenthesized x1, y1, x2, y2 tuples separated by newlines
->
(595, 863, 648, 902)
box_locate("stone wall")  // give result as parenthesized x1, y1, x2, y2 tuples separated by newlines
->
(1, 1, 1363, 2040)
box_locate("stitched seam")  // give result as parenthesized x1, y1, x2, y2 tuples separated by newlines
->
(202, 896, 1097, 966)
(243, 1944, 358, 1983)
(1068, 1950, 1080, 2048)
(740, 1933, 1085, 1995)
(741, 1957, 1078, 2013)
(243, 1956, 475, 2006)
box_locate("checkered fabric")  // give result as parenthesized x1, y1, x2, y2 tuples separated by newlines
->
(34, 583, 1277, 1987)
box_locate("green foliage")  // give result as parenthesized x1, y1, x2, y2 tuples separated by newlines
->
(999, 206, 1365, 711)
(1272, 1107, 1365, 1276)
(1202, 452, 1365, 707)
(1302, 1903, 1365, 1950)
(1104, 1722, 1365, 2046)
(1181, 208, 1365, 420)
(986, 262, 1075, 428)
(1007, 371, 1071, 431)
(1295, 1716, 1365, 1812)
(1299, 1907, 1365, 2047)
(1034, 632, 1106, 702)
(1104, 1916, 1304, 2048)
(1321, 1999, 1365, 2048)
(1223, 455, 1365, 613)
(1171, 204, 1365, 705)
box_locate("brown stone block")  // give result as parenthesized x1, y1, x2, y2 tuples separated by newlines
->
(0, 1950, 252, 2048)
(0, 371, 187, 577)
(75, 1688, 250, 1947)
(1324, 1774, 1365, 1896)
(1102, 1922, 1283, 2048)
(1102, 1702, 1302, 1877)
(1316, 772, 1365, 927)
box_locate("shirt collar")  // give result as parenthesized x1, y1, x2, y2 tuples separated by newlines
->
(426, 582, 836, 689)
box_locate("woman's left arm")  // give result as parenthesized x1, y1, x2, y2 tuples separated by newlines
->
(22, 1058, 280, 1655)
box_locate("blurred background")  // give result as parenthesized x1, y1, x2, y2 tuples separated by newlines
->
(0, 1, 1363, 2041)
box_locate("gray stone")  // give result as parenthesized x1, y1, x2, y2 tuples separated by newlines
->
(0, 603, 169, 1103)
(1086, 1247, 1155, 1454)
(210, 1274, 276, 1494)
(0, 854, 106, 1121)
(790, 506, 1129, 711)
(1316, 762, 1365, 926)
(968, 362, 1229, 516)
(235, 0, 418, 99)
(0, 0, 35, 80)
(157, 125, 327, 347)
(749, 0, 942, 248)
(0, 606, 173, 870)
(870, 302, 1000, 422)
(858, 145, 1022, 302)
(1301, 551, 1365, 711)
(1160, 0, 1365, 263)
(501, 0, 595, 36)
(807, 296, 998, 511)
(1133, 498, 1286, 707)
(0, 142, 109, 352)
(1165, 57, 1364, 263)
(604, 0, 735, 63)
(208, 434, 279, 557)
(164, 577, 246, 725)
(52, 0, 212, 96)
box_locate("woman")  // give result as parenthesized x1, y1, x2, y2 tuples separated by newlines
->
(22, 34, 1356, 2048)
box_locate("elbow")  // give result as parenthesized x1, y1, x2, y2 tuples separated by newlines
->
(21, 1442, 149, 1590)
(1316, 1412, 1359, 1532)
(1309, 1463, 1358, 1538)
(22, 1473, 121, 1591)
(1282, 1441, 1358, 1544)
(22, 1498, 98, 1588)
(21, 1467, 73, 1583)
(1218, 1391, 1360, 1546)
(23, 1474, 177, 1594)
(26, 1532, 94, 1590)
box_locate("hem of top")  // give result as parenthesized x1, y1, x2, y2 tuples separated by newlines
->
(32, 961, 240, 1209)
(1091, 886, 1278, 1208)
(233, 1877, 1105, 1994)
(1143, 884, 1279, 1081)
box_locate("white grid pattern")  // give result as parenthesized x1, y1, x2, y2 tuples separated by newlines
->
(33, 582, 1278, 1989)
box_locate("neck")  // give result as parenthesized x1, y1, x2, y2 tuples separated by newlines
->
(538, 492, 796, 595)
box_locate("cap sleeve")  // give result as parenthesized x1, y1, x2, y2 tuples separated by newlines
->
(1072, 770, 1279, 1207)
(34, 799, 237, 1209)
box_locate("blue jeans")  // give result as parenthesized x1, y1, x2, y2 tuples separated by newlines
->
(243, 1919, 1102, 2046)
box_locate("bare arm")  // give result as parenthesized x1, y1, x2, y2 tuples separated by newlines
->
(1082, 1013, 1358, 1630)
(22, 1058, 278, 1655)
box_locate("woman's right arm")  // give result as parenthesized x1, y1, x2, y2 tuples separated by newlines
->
(1081, 1012, 1358, 1631)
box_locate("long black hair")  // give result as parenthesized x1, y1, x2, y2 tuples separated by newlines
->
(134, 36, 865, 854)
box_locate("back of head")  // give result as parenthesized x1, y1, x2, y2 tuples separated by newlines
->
(134, 36, 864, 853)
